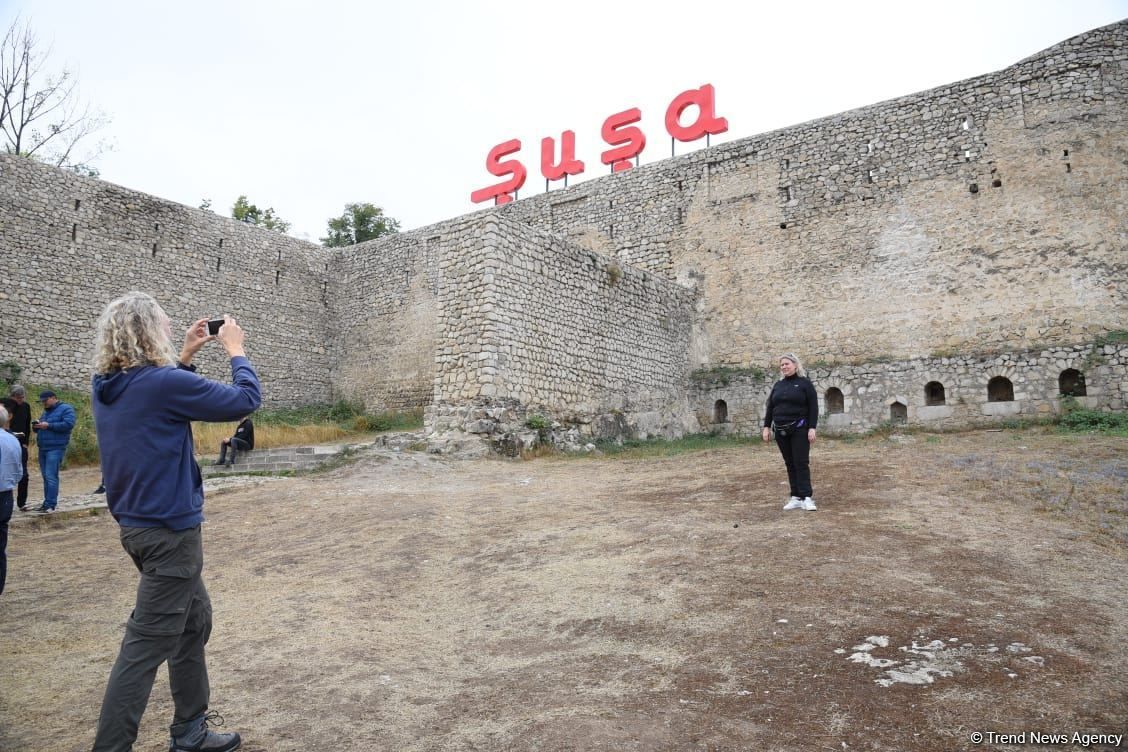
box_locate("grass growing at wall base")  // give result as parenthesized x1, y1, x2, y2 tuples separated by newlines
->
(2, 378, 422, 468)
(1058, 398, 1128, 437)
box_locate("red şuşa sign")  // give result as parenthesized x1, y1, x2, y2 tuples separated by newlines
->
(471, 84, 728, 206)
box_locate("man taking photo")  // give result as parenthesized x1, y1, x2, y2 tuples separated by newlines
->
(90, 292, 260, 752)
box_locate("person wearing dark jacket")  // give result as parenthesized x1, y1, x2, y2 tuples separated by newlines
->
(2, 384, 32, 510)
(90, 292, 260, 752)
(761, 353, 820, 511)
(215, 416, 254, 466)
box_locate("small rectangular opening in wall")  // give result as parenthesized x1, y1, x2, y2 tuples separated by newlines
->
(968, 182, 979, 193)
(609, 224, 614, 239)
(71, 223, 77, 241)
(275, 270, 280, 285)
(277, 249, 281, 263)
(780, 186, 792, 202)
(781, 158, 789, 169)
(74, 199, 81, 210)
(676, 208, 683, 224)
(1066, 163, 1072, 172)
(866, 142, 874, 155)
(154, 223, 159, 232)
(866, 169, 876, 184)
(676, 180, 683, 191)
(151, 243, 158, 257)
(215, 258, 221, 272)
(1063, 149, 1070, 157)
(218, 238, 224, 248)
(992, 178, 1003, 188)
(961, 118, 971, 131)
(608, 200, 613, 209)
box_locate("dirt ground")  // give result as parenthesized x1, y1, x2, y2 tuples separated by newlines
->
(2, 429, 1126, 752)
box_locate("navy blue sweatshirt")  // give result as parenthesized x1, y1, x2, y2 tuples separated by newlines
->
(763, 374, 819, 430)
(92, 356, 261, 529)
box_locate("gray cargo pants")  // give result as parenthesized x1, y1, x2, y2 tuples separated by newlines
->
(92, 525, 212, 752)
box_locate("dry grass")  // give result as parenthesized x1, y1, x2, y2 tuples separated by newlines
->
(190, 421, 354, 453)
(4, 430, 1125, 752)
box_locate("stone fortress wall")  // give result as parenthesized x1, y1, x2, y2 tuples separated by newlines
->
(0, 154, 334, 404)
(1, 20, 1125, 443)
(501, 21, 1126, 366)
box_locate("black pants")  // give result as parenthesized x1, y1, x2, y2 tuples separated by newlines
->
(0, 489, 11, 594)
(775, 428, 813, 499)
(16, 443, 28, 508)
(93, 525, 212, 751)
(217, 437, 250, 464)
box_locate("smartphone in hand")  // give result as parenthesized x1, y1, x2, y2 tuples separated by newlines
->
(207, 318, 225, 336)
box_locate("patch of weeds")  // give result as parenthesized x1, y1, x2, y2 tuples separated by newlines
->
(1058, 407, 1128, 437)
(925, 435, 941, 444)
(606, 261, 622, 285)
(1092, 329, 1128, 347)
(525, 414, 551, 444)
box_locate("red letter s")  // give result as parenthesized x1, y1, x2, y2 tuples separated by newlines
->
(470, 139, 528, 205)
(600, 108, 646, 173)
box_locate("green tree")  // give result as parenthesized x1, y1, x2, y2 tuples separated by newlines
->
(231, 194, 291, 233)
(321, 202, 400, 247)
(1, 17, 111, 174)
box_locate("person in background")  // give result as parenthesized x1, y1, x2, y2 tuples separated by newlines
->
(761, 353, 820, 511)
(214, 416, 254, 466)
(1, 405, 24, 595)
(1, 384, 31, 511)
(90, 292, 260, 752)
(32, 389, 76, 513)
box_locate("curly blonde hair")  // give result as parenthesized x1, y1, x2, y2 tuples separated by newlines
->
(93, 292, 177, 373)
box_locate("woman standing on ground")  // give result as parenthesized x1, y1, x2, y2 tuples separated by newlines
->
(761, 353, 819, 511)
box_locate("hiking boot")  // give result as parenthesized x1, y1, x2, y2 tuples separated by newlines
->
(169, 710, 241, 752)
(783, 496, 803, 510)
(93, 484, 105, 494)
(33, 503, 52, 514)
(801, 497, 817, 511)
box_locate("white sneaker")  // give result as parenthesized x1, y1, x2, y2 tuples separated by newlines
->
(783, 496, 803, 510)
(801, 497, 817, 511)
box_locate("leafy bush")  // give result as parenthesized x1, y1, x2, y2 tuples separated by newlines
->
(1059, 408, 1128, 436)
(525, 414, 549, 432)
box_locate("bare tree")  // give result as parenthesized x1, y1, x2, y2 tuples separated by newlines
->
(0, 17, 110, 175)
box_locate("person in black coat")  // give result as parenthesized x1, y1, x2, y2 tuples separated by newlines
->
(761, 353, 820, 511)
(1, 385, 31, 511)
(215, 416, 254, 466)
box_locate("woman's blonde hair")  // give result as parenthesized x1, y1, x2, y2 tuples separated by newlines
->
(93, 292, 177, 373)
(779, 352, 806, 377)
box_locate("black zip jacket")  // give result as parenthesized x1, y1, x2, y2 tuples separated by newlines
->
(233, 418, 254, 450)
(763, 375, 819, 429)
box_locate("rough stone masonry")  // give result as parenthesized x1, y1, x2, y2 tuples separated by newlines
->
(0, 20, 1124, 447)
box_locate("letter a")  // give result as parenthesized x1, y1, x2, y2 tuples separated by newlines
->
(541, 130, 585, 182)
(470, 139, 528, 205)
(665, 83, 729, 142)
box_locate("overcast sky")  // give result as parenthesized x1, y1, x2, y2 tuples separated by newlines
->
(2, 0, 1125, 241)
